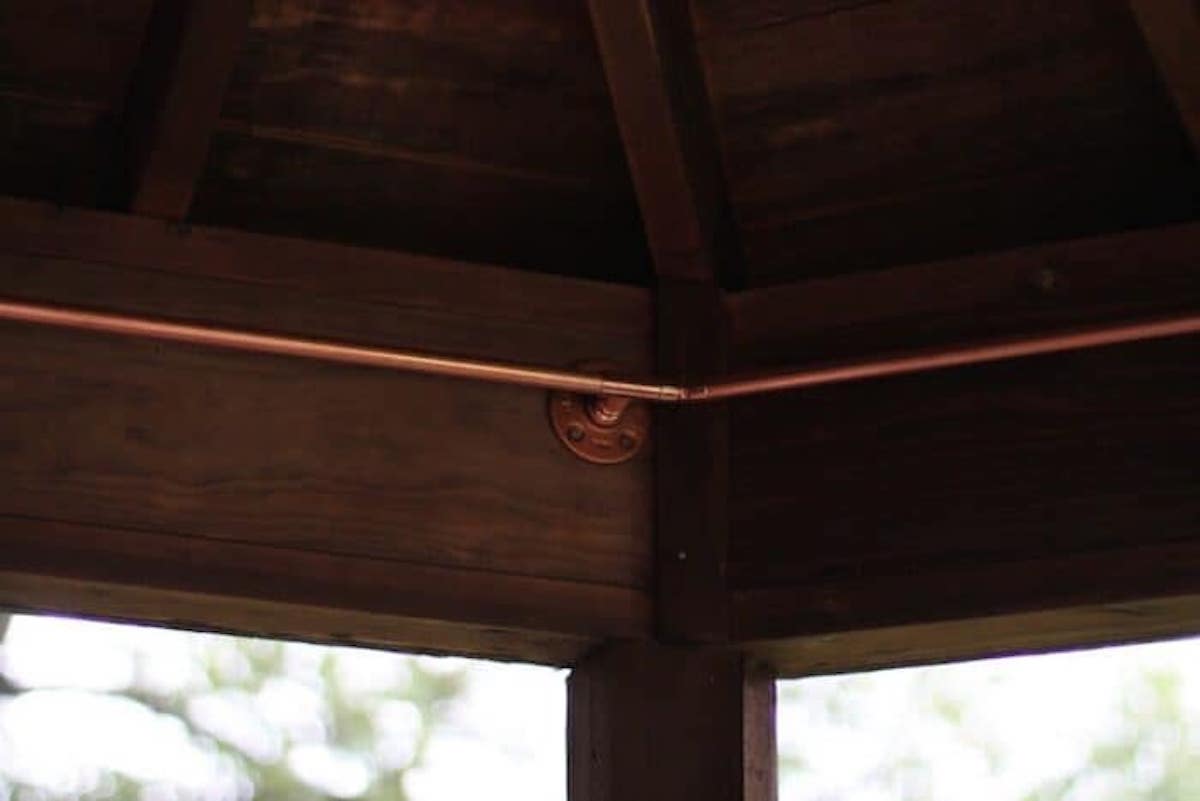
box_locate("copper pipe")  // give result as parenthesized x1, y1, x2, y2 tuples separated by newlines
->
(685, 315, 1200, 402)
(0, 298, 682, 402)
(0, 297, 1196, 404)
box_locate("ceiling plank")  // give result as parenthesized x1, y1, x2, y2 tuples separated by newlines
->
(104, 0, 251, 219)
(586, 0, 740, 284)
(1128, 0, 1200, 155)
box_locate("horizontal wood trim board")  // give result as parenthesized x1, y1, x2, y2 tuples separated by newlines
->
(748, 594, 1200, 678)
(728, 221, 1200, 368)
(0, 515, 651, 644)
(734, 540, 1200, 642)
(0, 572, 594, 666)
(0, 197, 653, 365)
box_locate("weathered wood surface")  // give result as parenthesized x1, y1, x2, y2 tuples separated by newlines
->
(569, 642, 776, 801)
(694, 0, 1200, 285)
(104, 0, 252, 218)
(727, 225, 1200, 644)
(0, 198, 654, 658)
(587, 0, 740, 284)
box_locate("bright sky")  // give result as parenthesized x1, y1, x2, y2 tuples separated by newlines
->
(1, 614, 1197, 801)
(778, 637, 1200, 801)
(0, 615, 567, 801)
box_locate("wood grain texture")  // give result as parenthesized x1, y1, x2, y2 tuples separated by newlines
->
(655, 281, 731, 642)
(1128, 0, 1200, 155)
(0, 198, 654, 652)
(747, 594, 1200, 678)
(568, 642, 776, 801)
(728, 224, 1200, 642)
(104, 0, 252, 218)
(729, 219, 1198, 657)
(0, 517, 648, 660)
(586, 0, 741, 284)
(0, 570, 596, 666)
(0, 197, 653, 364)
(189, 0, 649, 283)
(729, 221, 1200, 368)
(694, 0, 1200, 285)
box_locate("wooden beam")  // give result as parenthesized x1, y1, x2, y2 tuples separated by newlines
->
(729, 221, 1200, 368)
(104, 0, 251, 218)
(569, 642, 776, 801)
(726, 224, 1200, 662)
(586, 0, 740, 284)
(746, 594, 1200, 678)
(655, 281, 732, 643)
(0, 197, 654, 662)
(1129, 0, 1200, 154)
(0, 521, 644, 666)
(0, 570, 593, 666)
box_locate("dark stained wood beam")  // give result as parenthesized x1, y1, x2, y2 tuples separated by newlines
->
(746, 593, 1200, 678)
(1129, 0, 1200, 154)
(586, 0, 740, 284)
(0, 521, 645, 666)
(569, 642, 775, 801)
(0, 197, 655, 664)
(729, 221, 1200, 368)
(726, 224, 1200, 669)
(104, 0, 251, 218)
(655, 281, 732, 643)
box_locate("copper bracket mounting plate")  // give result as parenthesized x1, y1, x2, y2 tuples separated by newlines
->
(549, 363, 650, 465)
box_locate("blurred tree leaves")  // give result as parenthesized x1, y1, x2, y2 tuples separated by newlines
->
(0, 615, 465, 801)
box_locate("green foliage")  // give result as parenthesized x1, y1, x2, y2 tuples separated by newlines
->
(1021, 670, 1199, 801)
(778, 653, 1198, 801)
(0, 618, 467, 801)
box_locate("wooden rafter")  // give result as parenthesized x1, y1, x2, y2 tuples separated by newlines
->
(1128, 0, 1200, 155)
(587, 0, 741, 645)
(104, 0, 252, 219)
(586, 0, 740, 284)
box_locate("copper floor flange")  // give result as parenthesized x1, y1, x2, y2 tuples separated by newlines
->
(548, 363, 650, 465)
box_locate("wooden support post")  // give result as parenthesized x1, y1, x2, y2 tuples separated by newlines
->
(569, 642, 776, 801)
(656, 281, 731, 643)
